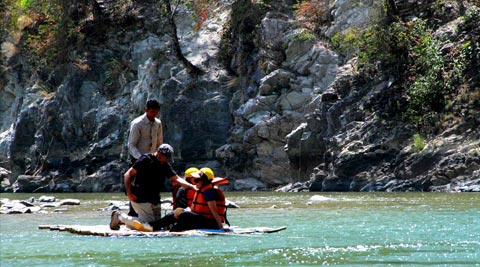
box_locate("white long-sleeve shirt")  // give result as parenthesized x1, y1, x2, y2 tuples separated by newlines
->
(128, 113, 163, 159)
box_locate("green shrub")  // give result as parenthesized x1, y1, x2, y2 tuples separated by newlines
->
(331, 14, 470, 128)
(330, 22, 400, 71)
(331, 28, 361, 60)
(104, 57, 129, 96)
(20, 0, 34, 10)
(403, 19, 469, 125)
(413, 134, 426, 152)
(289, 30, 316, 42)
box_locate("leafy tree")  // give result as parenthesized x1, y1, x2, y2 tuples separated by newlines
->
(1, 0, 104, 65)
(160, 0, 203, 76)
(158, 0, 219, 76)
(2, 0, 214, 76)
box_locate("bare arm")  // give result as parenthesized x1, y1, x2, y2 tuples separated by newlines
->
(207, 200, 224, 230)
(124, 167, 138, 201)
(170, 175, 196, 190)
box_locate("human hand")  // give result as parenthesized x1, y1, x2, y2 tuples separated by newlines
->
(127, 192, 137, 201)
(173, 208, 184, 219)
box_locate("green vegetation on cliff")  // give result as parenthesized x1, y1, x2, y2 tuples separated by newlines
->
(330, 1, 479, 133)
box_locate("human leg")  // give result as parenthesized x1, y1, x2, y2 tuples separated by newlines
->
(109, 210, 138, 230)
(127, 202, 138, 217)
(149, 212, 176, 230)
(126, 159, 139, 217)
(130, 201, 161, 223)
(112, 202, 160, 230)
(109, 210, 121, 230)
(170, 211, 217, 232)
(132, 211, 176, 232)
(132, 220, 153, 232)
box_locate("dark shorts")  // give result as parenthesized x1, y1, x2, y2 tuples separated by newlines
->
(170, 211, 218, 232)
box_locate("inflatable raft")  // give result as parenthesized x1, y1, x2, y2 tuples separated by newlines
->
(38, 224, 286, 237)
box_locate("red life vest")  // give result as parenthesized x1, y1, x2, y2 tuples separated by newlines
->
(191, 184, 227, 222)
(172, 185, 196, 209)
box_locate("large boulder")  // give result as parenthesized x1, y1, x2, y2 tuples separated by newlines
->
(258, 69, 294, 96)
(0, 167, 12, 192)
(13, 175, 52, 193)
(131, 35, 169, 70)
(325, 0, 376, 37)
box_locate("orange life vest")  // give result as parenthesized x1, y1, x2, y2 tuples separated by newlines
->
(186, 188, 196, 207)
(191, 184, 227, 222)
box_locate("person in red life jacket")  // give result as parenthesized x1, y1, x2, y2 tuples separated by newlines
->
(171, 167, 229, 231)
(130, 167, 199, 232)
(172, 167, 198, 209)
(132, 167, 230, 232)
(109, 144, 195, 230)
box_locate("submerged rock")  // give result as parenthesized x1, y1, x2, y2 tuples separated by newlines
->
(39, 196, 56, 202)
(60, 199, 81, 206)
(0, 199, 41, 214)
(0, 196, 81, 214)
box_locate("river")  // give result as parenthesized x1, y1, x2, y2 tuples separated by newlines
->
(1, 192, 479, 266)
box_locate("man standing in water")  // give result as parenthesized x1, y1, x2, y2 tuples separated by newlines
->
(128, 98, 163, 164)
(110, 144, 196, 230)
(126, 98, 163, 216)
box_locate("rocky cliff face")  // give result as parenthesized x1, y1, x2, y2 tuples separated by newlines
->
(0, 0, 479, 192)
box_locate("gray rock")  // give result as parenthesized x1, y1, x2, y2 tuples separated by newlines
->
(277, 91, 311, 111)
(39, 196, 56, 202)
(131, 35, 168, 70)
(235, 96, 278, 119)
(19, 200, 34, 207)
(260, 12, 293, 50)
(54, 208, 69, 213)
(13, 176, 52, 193)
(258, 69, 294, 96)
(41, 203, 61, 208)
(0, 200, 41, 214)
(325, 0, 376, 37)
(234, 178, 267, 191)
(60, 199, 80, 206)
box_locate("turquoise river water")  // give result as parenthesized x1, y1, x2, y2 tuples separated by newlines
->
(0, 192, 479, 267)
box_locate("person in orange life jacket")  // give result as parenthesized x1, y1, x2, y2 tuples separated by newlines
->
(132, 167, 199, 231)
(172, 167, 198, 209)
(129, 167, 209, 232)
(126, 98, 163, 217)
(172, 167, 229, 232)
(109, 144, 195, 230)
(132, 167, 229, 232)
